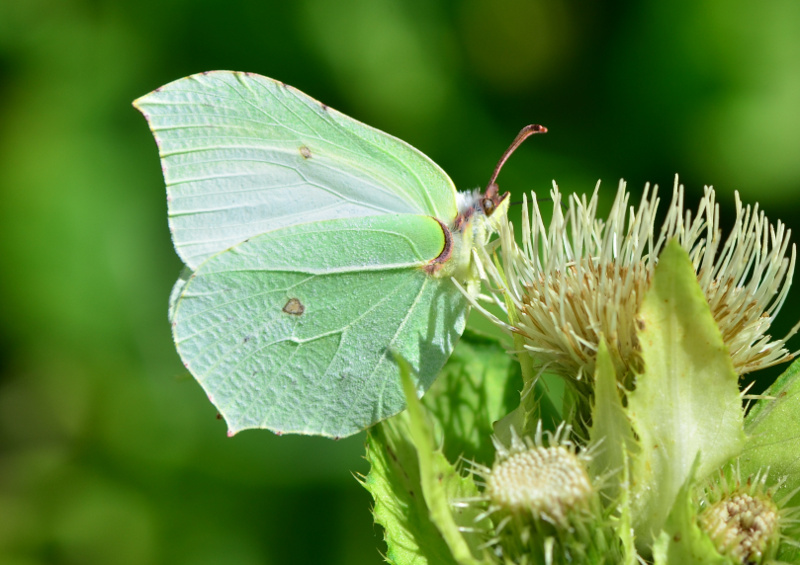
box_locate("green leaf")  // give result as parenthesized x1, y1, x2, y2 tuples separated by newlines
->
(617, 454, 639, 565)
(364, 418, 461, 565)
(587, 339, 639, 565)
(364, 358, 495, 565)
(777, 539, 800, 564)
(492, 372, 562, 447)
(588, 337, 636, 504)
(651, 458, 728, 565)
(422, 330, 520, 465)
(741, 357, 800, 503)
(399, 359, 492, 565)
(627, 239, 745, 548)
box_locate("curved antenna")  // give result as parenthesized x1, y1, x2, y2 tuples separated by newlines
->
(486, 124, 547, 191)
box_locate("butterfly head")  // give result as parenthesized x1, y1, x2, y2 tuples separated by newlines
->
(452, 183, 509, 233)
(480, 182, 511, 232)
(427, 125, 545, 292)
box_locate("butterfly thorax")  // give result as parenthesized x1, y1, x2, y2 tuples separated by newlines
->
(426, 185, 510, 296)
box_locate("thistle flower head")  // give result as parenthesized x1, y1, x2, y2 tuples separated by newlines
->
(471, 177, 798, 385)
(463, 424, 620, 564)
(698, 467, 800, 564)
(702, 492, 778, 563)
(486, 425, 593, 524)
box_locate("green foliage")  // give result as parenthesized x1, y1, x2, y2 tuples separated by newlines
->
(627, 239, 745, 548)
(423, 330, 521, 465)
(742, 357, 800, 504)
(399, 360, 492, 565)
(365, 358, 492, 565)
(652, 459, 729, 565)
(588, 338, 636, 505)
(364, 416, 462, 565)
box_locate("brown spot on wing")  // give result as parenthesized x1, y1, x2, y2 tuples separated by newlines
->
(283, 298, 305, 316)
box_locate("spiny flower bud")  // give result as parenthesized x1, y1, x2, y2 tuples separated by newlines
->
(464, 424, 622, 564)
(696, 467, 800, 564)
(487, 444, 592, 523)
(700, 492, 779, 564)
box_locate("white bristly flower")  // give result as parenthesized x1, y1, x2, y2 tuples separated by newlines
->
(463, 423, 620, 564)
(484, 424, 593, 525)
(467, 177, 799, 383)
(698, 466, 800, 564)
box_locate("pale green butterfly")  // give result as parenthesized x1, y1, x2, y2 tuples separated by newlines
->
(134, 71, 545, 438)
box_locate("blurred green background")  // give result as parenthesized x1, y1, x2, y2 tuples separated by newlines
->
(1, 1, 799, 563)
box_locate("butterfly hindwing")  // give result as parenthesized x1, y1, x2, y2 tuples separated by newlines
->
(171, 214, 468, 437)
(134, 71, 459, 269)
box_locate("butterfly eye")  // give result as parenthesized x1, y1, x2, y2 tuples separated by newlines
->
(482, 198, 496, 215)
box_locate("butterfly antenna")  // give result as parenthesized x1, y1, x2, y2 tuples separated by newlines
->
(486, 124, 547, 191)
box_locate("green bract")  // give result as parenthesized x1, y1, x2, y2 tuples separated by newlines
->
(742, 358, 800, 500)
(627, 239, 746, 547)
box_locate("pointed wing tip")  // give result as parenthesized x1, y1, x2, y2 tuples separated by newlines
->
(132, 89, 162, 116)
(132, 80, 174, 110)
(131, 95, 146, 112)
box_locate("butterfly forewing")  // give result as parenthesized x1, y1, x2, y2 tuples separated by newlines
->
(172, 214, 468, 437)
(135, 71, 458, 269)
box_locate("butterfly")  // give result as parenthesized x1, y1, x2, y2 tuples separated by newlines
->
(134, 71, 545, 438)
